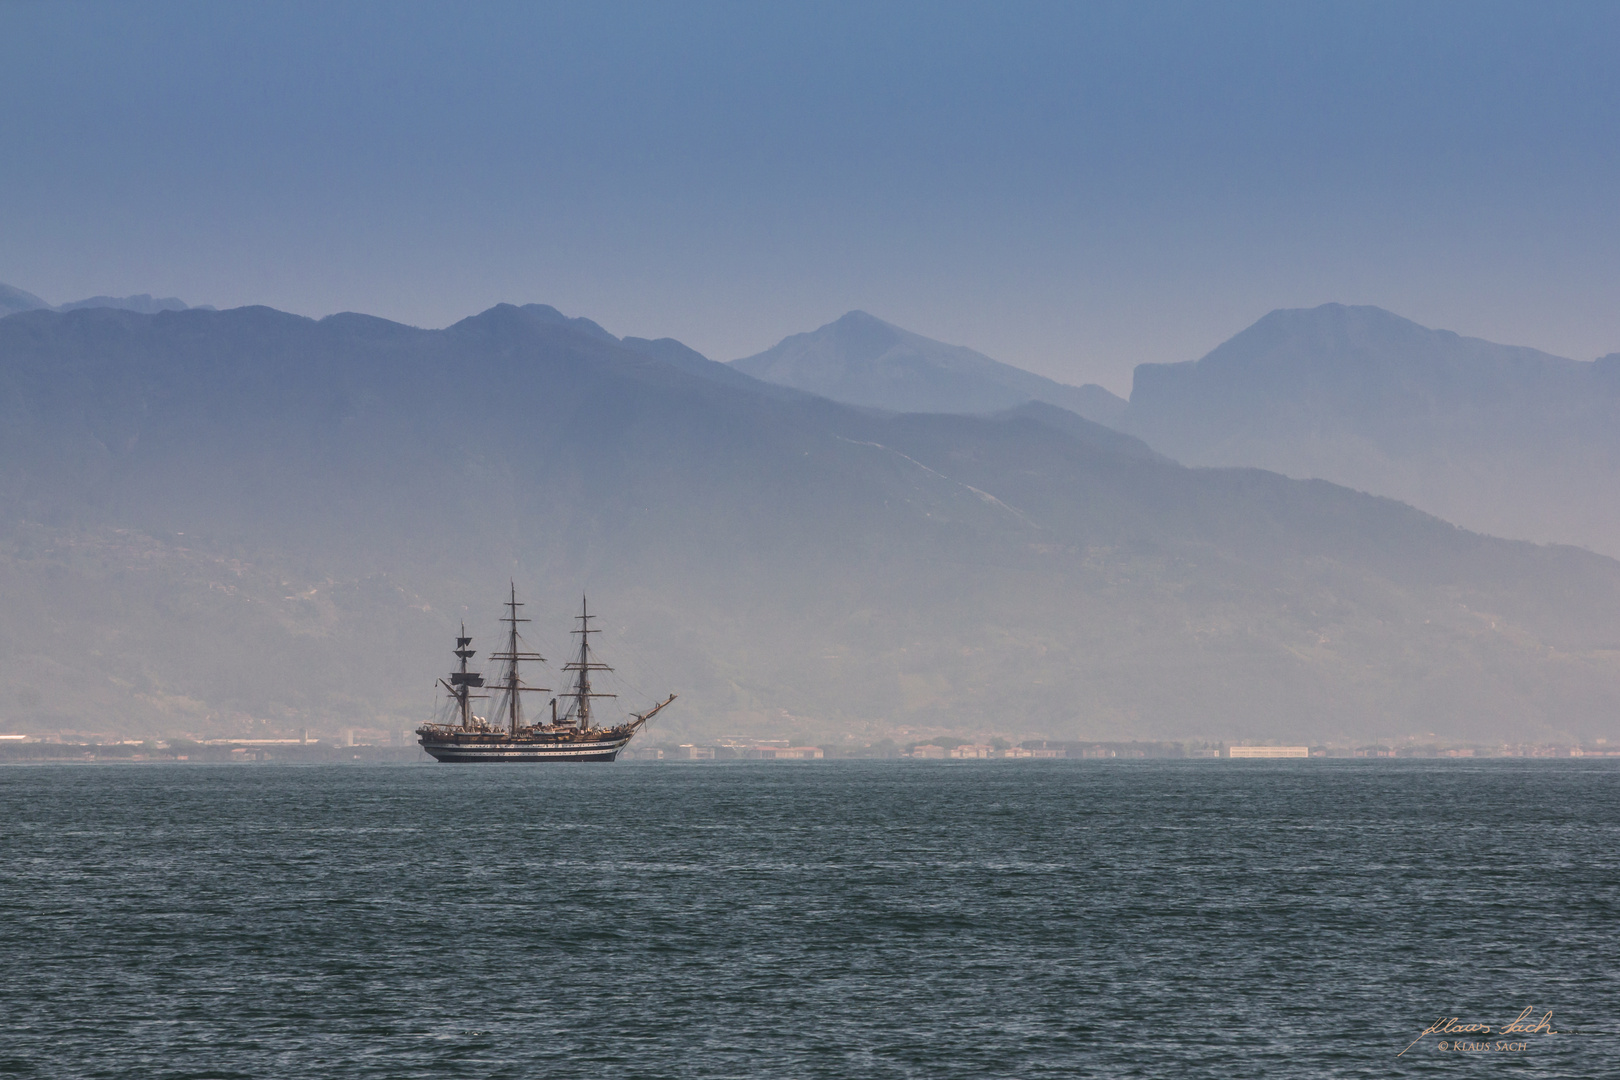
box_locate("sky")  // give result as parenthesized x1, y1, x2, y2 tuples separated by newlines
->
(2, 1, 1617, 394)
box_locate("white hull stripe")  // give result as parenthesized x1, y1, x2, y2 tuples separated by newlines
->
(419, 737, 633, 761)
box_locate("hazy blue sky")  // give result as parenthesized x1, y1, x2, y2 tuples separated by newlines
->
(3, 1, 1616, 391)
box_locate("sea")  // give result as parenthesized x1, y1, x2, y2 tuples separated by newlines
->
(3, 759, 1615, 1078)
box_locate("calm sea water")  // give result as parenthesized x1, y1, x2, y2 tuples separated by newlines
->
(2, 760, 1615, 1078)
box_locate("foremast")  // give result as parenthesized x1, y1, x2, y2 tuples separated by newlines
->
(439, 622, 485, 729)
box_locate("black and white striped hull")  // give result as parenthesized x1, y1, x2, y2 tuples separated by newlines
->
(417, 732, 633, 762)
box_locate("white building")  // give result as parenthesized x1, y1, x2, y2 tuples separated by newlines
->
(1227, 746, 1309, 758)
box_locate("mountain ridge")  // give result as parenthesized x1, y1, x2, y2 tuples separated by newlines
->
(1122, 302, 1620, 556)
(2, 301, 1617, 746)
(733, 310, 1129, 425)
(0, 280, 208, 317)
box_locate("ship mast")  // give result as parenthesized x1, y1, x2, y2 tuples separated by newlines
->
(456, 623, 474, 729)
(442, 622, 483, 729)
(562, 594, 615, 730)
(485, 582, 548, 735)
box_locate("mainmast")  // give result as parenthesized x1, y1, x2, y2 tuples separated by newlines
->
(563, 594, 615, 730)
(485, 582, 548, 735)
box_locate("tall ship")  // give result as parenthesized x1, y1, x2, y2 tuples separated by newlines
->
(416, 585, 674, 762)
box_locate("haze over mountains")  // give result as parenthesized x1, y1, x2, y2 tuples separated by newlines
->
(2, 298, 1618, 747)
(1121, 304, 1620, 559)
(0, 283, 207, 318)
(736, 301, 1620, 560)
(733, 310, 1129, 426)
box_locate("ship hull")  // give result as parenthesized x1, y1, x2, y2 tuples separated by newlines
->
(417, 730, 634, 762)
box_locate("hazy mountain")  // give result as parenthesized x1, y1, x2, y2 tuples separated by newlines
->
(992, 401, 1168, 464)
(57, 293, 201, 314)
(0, 284, 52, 317)
(0, 281, 208, 316)
(620, 335, 814, 401)
(2, 303, 1618, 748)
(733, 310, 1129, 425)
(1124, 304, 1620, 557)
(510, 302, 615, 341)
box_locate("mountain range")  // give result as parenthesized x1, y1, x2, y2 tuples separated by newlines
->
(0, 283, 207, 318)
(2, 300, 1617, 747)
(729, 301, 1620, 561)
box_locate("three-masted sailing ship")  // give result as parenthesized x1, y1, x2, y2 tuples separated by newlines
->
(416, 585, 674, 762)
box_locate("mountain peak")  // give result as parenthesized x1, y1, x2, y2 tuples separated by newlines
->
(732, 312, 1127, 425)
(1123, 303, 1618, 555)
(0, 283, 52, 317)
(447, 303, 618, 346)
(828, 309, 892, 329)
(1237, 303, 1458, 352)
(1177, 303, 1575, 387)
(799, 310, 906, 359)
(517, 303, 617, 342)
(58, 293, 194, 315)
